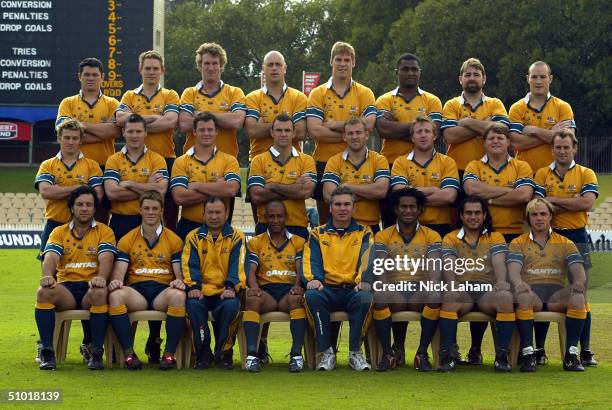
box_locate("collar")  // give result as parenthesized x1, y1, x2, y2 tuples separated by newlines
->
(459, 92, 487, 105)
(407, 149, 436, 161)
(262, 83, 287, 95)
(135, 83, 161, 94)
(121, 145, 148, 155)
(456, 227, 488, 240)
(322, 219, 360, 234)
(197, 221, 234, 238)
(549, 160, 576, 170)
(481, 153, 513, 164)
(266, 229, 293, 241)
(196, 80, 224, 91)
(529, 227, 553, 240)
(187, 146, 217, 157)
(391, 87, 424, 96)
(79, 90, 103, 99)
(269, 146, 299, 158)
(141, 224, 163, 237)
(396, 222, 420, 234)
(324, 77, 354, 89)
(342, 148, 369, 161)
(523, 92, 552, 104)
(55, 151, 84, 160)
(69, 219, 97, 230)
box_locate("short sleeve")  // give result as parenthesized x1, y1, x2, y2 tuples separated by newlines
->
(35, 160, 54, 189)
(117, 92, 134, 113)
(103, 155, 121, 183)
(88, 161, 104, 188)
(375, 93, 393, 118)
(358, 86, 377, 117)
(374, 154, 391, 181)
(164, 89, 181, 114)
(229, 87, 247, 113)
(427, 94, 443, 123)
(463, 160, 481, 183)
(306, 87, 325, 120)
(515, 161, 534, 188)
(247, 155, 265, 189)
(292, 91, 308, 123)
(441, 99, 459, 130)
(390, 158, 409, 187)
(170, 156, 189, 189)
(179, 88, 196, 115)
(581, 168, 598, 197)
(301, 154, 317, 183)
(43, 227, 64, 257)
(508, 101, 525, 133)
(223, 156, 241, 184)
(98, 226, 117, 255)
(490, 98, 509, 125)
(55, 98, 73, 129)
(321, 156, 341, 186)
(245, 91, 261, 121)
(440, 157, 460, 190)
(533, 168, 547, 197)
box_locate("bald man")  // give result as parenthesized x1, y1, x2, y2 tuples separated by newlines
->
(244, 51, 308, 362)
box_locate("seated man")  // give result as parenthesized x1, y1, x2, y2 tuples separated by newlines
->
(438, 196, 514, 372)
(107, 191, 186, 370)
(302, 186, 373, 371)
(508, 198, 588, 372)
(243, 200, 307, 373)
(35, 185, 116, 370)
(370, 188, 442, 372)
(182, 197, 246, 370)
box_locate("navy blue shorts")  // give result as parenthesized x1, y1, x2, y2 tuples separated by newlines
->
(313, 161, 326, 201)
(554, 227, 592, 269)
(531, 283, 564, 305)
(38, 219, 63, 260)
(130, 280, 169, 309)
(61, 281, 90, 309)
(109, 213, 142, 242)
(261, 283, 293, 302)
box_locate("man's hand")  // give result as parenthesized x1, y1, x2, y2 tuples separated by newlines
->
(290, 285, 304, 296)
(108, 279, 123, 292)
(169, 279, 185, 290)
(296, 175, 310, 185)
(381, 111, 396, 121)
(246, 287, 262, 297)
(494, 281, 511, 292)
(355, 282, 371, 292)
(514, 281, 531, 294)
(188, 289, 202, 299)
(40, 276, 56, 288)
(306, 280, 323, 290)
(221, 288, 236, 300)
(552, 120, 574, 131)
(148, 171, 164, 183)
(89, 276, 106, 288)
(570, 282, 585, 295)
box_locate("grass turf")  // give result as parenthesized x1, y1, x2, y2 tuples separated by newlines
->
(1, 250, 611, 409)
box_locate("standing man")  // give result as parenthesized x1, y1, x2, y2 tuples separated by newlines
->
(35, 186, 116, 370)
(463, 123, 534, 242)
(104, 114, 169, 241)
(376, 53, 443, 228)
(509, 61, 576, 173)
(533, 129, 598, 366)
(390, 116, 460, 238)
(171, 112, 241, 239)
(245, 50, 308, 223)
(306, 41, 377, 224)
(441, 58, 509, 175)
(36, 119, 103, 259)
(508, 198, 588, 372)
(322, 117, 390, 232)
(302, 186, 374, 371)
(248, 113, 316, 239)
(242, 200, 307, 373)
(179, 42, 246, 156)
(56, 57, 121, 223)
(182, 197, 246, 370)
(107, 191, 186, 370)
(116, 50, 180, 232)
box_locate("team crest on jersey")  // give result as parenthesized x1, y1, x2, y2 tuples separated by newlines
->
(157, 253, 165, 262)
(568, 184, 577, 193)
(288, 171, 297, 178)
(75, 174, 84, 182)
(154, 105, 163, 114)
(352, 239, 359, 246)
(417, 107, 426, 113)
(87, 246, 96, 255)
(430, 172, 440, 181)
(321, 240, 330, 246)
(547, 117, 556, 125)
(507, 181, 514, 188)
(220, 103, 230, 111)
(140, 168, 149, 176)
(221, 247, 229, 254)
(349, 106, 358, 115)
(362, 175, 371, 182)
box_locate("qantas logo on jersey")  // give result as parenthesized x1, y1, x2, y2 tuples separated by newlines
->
(65, 262, 98, 269)
(135, 268, 170, 275)
(265, 270, 296, 277)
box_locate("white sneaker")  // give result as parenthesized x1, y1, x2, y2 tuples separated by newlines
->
(289, 355, 304, 373)
(245, 355, 261, 372)
(348, 350, 371, 371)
(317, 347, 336, 371)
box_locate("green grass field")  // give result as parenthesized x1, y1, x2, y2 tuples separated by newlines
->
(1, 250, 611, 409)
(3, 167, 610, 206)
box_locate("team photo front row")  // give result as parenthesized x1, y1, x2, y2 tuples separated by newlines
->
(34, 182, 595, 374)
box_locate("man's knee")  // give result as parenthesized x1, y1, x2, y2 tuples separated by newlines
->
(88, 287, 108, 305)
(167, 288, 186, 306)
(495, 290, 514, 307)
(516, 291, 534, 308)
(287, 294, 303, 310)
(304, 289, 325, 305)
(568, 293, 586, 310)
(245, 294, 262, 311)
(108, 289, 125, 306)
(36, 286, 54, 302)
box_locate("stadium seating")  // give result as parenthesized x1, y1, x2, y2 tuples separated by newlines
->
(53, 310, 115, 368)
(235, 311, 316, 370)
(108, 311, 189, 369)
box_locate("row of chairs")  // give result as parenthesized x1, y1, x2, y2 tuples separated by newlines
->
(53, 310, 567, 370)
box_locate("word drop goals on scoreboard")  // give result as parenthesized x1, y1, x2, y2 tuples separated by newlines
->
(0, 0, 154, 105)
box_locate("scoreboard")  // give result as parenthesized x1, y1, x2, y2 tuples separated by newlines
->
(0, 0, 154, 106)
